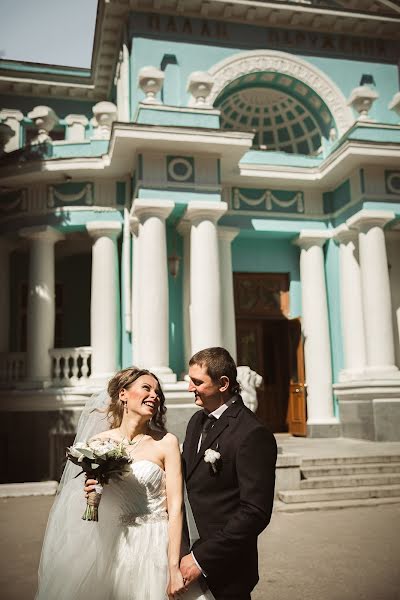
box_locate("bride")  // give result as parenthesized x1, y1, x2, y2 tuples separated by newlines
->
(36, 367, 214, 600)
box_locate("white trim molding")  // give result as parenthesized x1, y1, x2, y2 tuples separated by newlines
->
(207, 50, 354, 136)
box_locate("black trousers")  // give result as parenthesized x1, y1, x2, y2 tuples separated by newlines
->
(213, 594, 251, 600)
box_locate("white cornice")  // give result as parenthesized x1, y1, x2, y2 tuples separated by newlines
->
(1, 124, 399, 192)
(0, 0, 127, 101)
(130, 0, 400, 38)
(238, 140, 400, 188)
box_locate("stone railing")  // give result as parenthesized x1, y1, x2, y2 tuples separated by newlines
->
(0, 352, 26, 384)
(51, 347, 92, 387)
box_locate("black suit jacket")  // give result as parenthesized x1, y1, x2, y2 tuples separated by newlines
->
(182, 396, 277, 597)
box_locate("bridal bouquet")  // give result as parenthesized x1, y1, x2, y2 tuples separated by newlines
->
(66, 438, 131, 522)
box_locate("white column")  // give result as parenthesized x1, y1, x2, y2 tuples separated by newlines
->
(129, 216, 141, 366)
(0, 109, 23, 152)
(177, 219, 192, 368)
(132, 199, 175, 382)
(0, 240, 13, 352)
(184, 201, 227, 354)
(294, 231, 338, 429)
(86, 221, 122, 385)
(347, 210, 399, 379)
(334, 225, 367, 381)
(218, 227, 239, 361)
(20, 226, 64, 386)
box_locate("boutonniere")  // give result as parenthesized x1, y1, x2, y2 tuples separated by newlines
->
(204, 443, 221, 474)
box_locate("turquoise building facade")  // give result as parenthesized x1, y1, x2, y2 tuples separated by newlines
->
(1, 0, 400, 482)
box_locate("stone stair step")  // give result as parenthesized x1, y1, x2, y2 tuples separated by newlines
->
(301, 455, 400, 467)
(274, 496, 400, 513)
(300, 473, 400, 489)
(301, 462, 400, 478)
(278, 484, 400, 504)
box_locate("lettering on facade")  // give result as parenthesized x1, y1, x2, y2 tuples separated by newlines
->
(147, 13, 228, 40)
(135, 13, 396, 62)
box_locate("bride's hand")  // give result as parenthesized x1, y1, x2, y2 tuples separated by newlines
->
(167, 567, 186, 599)
(84, 478, 98, 496)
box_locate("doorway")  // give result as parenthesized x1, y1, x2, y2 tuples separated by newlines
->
(234, 273, 306, 435)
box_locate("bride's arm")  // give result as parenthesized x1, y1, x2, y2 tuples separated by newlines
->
(164, 433, 186, 598)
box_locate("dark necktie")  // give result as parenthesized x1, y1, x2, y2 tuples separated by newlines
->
(200, 414, 216, 447)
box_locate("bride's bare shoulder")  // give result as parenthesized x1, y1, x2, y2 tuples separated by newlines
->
(154, 431, 179, 452)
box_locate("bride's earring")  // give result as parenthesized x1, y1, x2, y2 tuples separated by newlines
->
(122, 401, 128, 414)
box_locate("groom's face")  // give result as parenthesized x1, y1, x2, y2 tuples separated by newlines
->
(188, 363, 224, 412)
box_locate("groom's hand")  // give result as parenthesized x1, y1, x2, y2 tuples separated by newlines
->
(180, 554, 201, 586)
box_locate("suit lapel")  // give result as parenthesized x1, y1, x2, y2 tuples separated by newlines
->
(183, 410, 203, 476)
(185, 397, 244, 481)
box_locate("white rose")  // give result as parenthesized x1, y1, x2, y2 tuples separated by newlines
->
(89, 439, 117, 456)
(68, 446, 85, 462)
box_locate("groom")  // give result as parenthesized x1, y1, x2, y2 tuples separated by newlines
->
(180, 347, 277, 600)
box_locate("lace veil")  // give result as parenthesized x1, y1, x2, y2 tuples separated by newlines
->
(36, 389, 116, 599)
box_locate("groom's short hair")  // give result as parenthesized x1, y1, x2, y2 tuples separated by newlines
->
(189, 347, 240, 395)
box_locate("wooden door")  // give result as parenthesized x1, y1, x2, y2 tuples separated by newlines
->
(287, 318, 307, 436)
(236, 318, 290, 433)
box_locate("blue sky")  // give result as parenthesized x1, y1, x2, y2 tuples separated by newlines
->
(0, 0, 98, 68)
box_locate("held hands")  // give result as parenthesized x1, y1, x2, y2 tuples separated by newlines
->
(167, 567, 186, 599)
(180, 554, 202, 587)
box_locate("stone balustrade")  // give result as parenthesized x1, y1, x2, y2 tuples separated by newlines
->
(50, 347, 92, 386)
(0, 352, 26, 384)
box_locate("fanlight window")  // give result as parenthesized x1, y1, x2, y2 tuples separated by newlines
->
(215, 72, 335, 155)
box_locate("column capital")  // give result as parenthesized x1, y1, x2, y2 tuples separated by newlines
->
(129, 215, 140, 236)
(19, 225, 64, 243)
(347, 209, 395, 233)
(333, 224, 358, 245)
(132, 199, 174, 223)
(293, 230, 331, 250)
(86, 221, 122, 239)
(184, 200, 227, 225)
(218, 226, 240, 243)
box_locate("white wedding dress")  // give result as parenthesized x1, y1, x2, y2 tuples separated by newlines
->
(37, 459, 214, 600)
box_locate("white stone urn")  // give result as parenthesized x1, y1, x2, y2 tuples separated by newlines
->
(27, 106, 59, 143)
(347, 85, 379, 121)
(92, 101, 117, 139)
(138, 66, 165, 104)
(187, 71, 214, 107)
(0, 123, 15, 155)
(388, 92, 400, 122)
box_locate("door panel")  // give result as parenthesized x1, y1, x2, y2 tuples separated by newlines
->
(236, 318, 290, 433)
(234, 273, 307, 435)
(287, 319, 307, 436)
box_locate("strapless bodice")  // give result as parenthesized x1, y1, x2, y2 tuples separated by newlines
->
(113, 460, 167, 526)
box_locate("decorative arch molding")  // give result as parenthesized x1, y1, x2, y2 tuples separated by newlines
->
(208, 50, 354, 136)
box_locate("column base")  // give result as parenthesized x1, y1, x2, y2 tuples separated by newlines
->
(362, 365, 400, 380)
(339, 368, 367, 382)
(334, 381, 400, 441)
(150, 367, 177, 384)
(307, 419, 341, 438)
(89, 373, 116, 387)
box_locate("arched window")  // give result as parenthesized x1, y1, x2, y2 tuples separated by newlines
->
(214, 72, 335, 155)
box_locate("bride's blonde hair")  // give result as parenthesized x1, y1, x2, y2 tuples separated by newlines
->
(107, 367, 167, 431)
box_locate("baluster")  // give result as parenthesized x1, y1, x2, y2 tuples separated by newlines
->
(54, 354, 61, 382)
(71, 349, 79, 383)
(81, 351, 89, 380)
